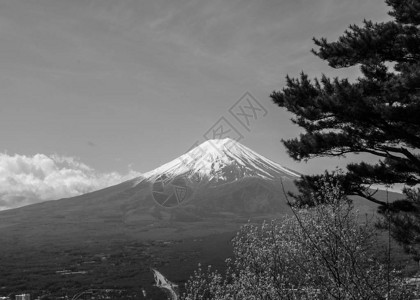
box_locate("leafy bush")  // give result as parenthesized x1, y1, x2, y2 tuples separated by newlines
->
(182, 177, 413, 299)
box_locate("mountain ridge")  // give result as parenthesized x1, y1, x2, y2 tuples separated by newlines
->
(0, 139, 300, 238)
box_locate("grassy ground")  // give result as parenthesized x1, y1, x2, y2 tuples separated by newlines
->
(0, 189, 416, 299)
(0, 231, 236, 300)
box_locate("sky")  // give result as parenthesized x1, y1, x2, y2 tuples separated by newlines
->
(0, 0, 392, 209)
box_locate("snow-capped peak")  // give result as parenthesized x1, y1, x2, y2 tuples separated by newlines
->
(141, 139, 300, 185)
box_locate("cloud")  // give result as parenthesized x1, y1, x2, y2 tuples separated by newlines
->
(0, 153, 141, 210)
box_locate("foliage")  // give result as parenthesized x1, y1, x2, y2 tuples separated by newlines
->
(182, 177, 413, 299)
(270, 0, 420, 257)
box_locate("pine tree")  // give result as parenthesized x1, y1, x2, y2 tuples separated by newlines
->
(271, 0, 420, 258)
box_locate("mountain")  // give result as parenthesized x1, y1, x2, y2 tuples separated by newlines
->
(0, 139, 299, 243)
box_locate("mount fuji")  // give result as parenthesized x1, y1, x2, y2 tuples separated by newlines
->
(0, 139, 300, 244)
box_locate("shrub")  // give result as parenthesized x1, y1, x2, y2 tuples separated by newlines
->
(182, 177, 413, 299)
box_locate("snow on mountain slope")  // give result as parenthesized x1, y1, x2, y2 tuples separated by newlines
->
(141, 138, 300, 184)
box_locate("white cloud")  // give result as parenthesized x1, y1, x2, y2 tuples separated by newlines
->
(0, 153, 141, 210)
